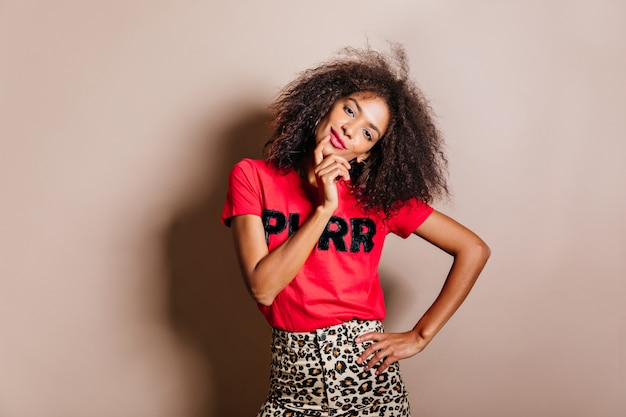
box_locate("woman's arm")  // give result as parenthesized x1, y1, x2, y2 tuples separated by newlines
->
(355, 209, 491, 373)
(231, 206, 332, 306)
(230, 137, 350, 306)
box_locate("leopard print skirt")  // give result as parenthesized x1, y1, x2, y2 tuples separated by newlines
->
(256, 319, 410, 417)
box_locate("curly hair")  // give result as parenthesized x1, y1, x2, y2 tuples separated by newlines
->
(265, 45, 449, 215)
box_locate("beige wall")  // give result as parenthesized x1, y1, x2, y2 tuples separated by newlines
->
(1, 1, 624, 416)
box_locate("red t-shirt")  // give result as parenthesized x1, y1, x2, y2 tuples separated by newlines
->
(221, 158, 433, 332)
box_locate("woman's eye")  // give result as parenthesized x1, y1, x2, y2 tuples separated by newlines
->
(344, 105, 355, 117)
(363, 129, 373, 141)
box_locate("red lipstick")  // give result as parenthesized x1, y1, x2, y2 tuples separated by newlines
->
(329, 127, 346, 150)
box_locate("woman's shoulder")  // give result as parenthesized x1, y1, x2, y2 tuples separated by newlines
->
(235, 158, 277, 171)
(233, 157, 266, 170)
(231, 158, 273, 175)
(230, 158, 293, 180)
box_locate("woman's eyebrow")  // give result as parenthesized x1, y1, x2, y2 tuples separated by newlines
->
(348, 97, 382, 138)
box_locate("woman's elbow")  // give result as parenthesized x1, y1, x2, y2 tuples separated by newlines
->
(248, 282, 276, 306)
(473, 238, 491, 264)
(253, 293, 275, 307)
(455, 236, 491, 265)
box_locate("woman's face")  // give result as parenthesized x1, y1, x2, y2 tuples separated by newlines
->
(314, 91, 390, 163)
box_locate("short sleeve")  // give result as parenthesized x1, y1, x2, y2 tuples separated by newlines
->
(385, 198, 434, 238)
(221, 159, 264, 226)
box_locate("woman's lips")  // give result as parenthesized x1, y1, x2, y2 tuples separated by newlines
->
(329, 128, 346, 150)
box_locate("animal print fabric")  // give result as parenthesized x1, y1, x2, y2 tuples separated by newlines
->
(256, 319, 411, 417)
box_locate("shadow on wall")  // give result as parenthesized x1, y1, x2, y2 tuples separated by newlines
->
(165, 105, 272, 417)
(378, 267, 411, 329)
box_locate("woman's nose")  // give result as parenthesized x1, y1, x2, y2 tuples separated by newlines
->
(342, 122, 354, 139)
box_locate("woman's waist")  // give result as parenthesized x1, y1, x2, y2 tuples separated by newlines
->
(271, 318, 383, 349)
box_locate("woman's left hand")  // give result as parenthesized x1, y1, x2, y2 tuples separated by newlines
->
(353, 210, 491, 375)
(355, 330, 428, 374)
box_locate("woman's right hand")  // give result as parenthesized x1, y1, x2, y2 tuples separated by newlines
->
(313, 137, 351, 212)
(231, 138, 350, 306)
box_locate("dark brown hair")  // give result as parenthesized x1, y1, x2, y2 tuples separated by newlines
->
(265, 45, 449, 215)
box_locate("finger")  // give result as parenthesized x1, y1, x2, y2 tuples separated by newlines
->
(317, 166, 350, 184)
(335, 155, 352, 170)
(357, 341, 388, 367)
(355, 331, 383, 344)
(314, 137, 331, 166)
(316, 162, 350, 183)
(315, 159, 349, 175)
(366, 343, 399, 372)
(375, 356, 396, 375)
(356, 345, 374, 365)
(365, 350, 387, 371)
(355, 332, 385, 365)
(315, 154, 351, 172)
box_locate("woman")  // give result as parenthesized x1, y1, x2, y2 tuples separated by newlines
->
(221, 46, 490, 417)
